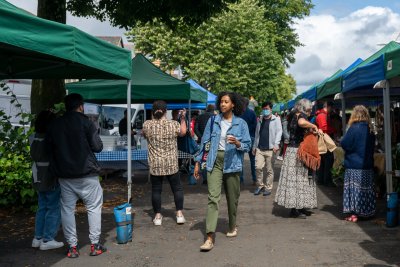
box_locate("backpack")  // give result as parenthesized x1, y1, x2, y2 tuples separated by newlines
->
(30, 133, 57, 191)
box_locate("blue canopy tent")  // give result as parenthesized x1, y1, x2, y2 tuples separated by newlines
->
(187, 79, 216, 105)
(299, 86, 317, 101)
(336, 42, 400, 201)
(272, 103, 285, 113)
(287, 99, 296, 110)
(144, 79, 217, 110)
(343, 41, 400, 93)
(316, 59, 363, 101)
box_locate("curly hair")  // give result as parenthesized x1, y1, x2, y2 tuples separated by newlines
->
(348, 105, 373, 131)
(216, 92, 244, 116)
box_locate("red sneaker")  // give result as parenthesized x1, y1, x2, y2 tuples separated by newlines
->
(66, 246, 79, 258)
(90, 243, 107, 256)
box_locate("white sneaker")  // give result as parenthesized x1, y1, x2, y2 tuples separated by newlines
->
(32, 238, 42, 248)
(39, 240, 64, 250)
(153, 215, 163, 226)
(176, 215, 186, 224)
(276, 156, 283, 161)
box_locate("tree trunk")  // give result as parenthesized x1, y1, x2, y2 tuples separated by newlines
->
(30, 0, 66, 115)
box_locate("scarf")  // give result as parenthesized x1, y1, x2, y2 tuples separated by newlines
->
(297, 132, 320, 171)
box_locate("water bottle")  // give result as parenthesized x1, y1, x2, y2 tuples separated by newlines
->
(136, 136, 141, 150)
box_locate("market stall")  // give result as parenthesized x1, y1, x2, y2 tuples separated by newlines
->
(0, 0, 133, 199)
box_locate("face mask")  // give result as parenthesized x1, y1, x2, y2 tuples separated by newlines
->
(262, 109, 271, 117)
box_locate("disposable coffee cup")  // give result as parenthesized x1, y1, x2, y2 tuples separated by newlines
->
(226, 134, 234, 143)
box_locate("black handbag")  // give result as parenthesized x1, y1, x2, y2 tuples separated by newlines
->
(177, 117, 200, 155)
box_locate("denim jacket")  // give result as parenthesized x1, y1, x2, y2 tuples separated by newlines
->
(195, 114, 251, 173)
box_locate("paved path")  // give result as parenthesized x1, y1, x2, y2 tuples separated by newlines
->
(1, 159, 400, 266)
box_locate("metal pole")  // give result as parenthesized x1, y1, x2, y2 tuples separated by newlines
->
(383, 80, 393, 193)
(127, 80, 132, 202)
(188, 99, 191, 122)
(341, 95, 347, 134)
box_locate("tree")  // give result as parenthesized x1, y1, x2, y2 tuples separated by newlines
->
(260, 0, 313, 66)
(31, 0, 66, 115)
(67, 0, 236, 28)
(128, 0, 297, 102)
(31, 0, 235, 114)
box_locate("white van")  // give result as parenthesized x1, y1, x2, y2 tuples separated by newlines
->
(0, 79, 31, 127)
(98, 103, 146, 136)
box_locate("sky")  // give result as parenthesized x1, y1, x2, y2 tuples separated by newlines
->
(291, 0, 400, 94)
(7, 1, 400, 96)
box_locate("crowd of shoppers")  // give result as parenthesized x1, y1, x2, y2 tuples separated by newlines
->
(30, 92, 377, 257)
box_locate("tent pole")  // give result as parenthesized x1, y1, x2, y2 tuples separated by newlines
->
(127, 80, 132, 203)
(341, 95, 347, 134)
(383, 80, 393, 194)
(188, 99, 191, 122)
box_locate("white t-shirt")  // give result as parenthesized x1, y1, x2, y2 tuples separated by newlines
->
(219, 119, 232, 151)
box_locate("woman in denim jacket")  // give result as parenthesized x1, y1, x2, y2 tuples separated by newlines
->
(194, 92, 251, 251)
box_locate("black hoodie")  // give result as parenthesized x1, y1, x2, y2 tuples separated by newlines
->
(47, 111, 103, 179)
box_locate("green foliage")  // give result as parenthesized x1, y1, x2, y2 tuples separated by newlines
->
(260, 0, 313, 65)
(128, 0, 301, 103)
(67, 0, 236, 28)
(0, 82, 35, 209)
(331, 165, 345, 187)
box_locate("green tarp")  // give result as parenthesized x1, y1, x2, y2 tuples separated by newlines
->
(0, 0, 131, 79)
(66, 54, 207, 104)
(385, 47, 400, 80)
(316, 69, 343, 100)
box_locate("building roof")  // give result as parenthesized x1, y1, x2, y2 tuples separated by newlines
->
(97, 36, 124, 48)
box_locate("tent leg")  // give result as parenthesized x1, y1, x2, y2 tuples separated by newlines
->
(341, 96, 346, 135)
(383, 80, 393, 194)
(188, 99, 191, 122)
(127, 80, 132, 203)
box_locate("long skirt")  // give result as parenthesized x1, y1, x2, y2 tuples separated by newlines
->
(275, 147, 317, 209)
(343, 169, 375, 217)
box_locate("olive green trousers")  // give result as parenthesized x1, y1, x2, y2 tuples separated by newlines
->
(206, 151, 241, 233)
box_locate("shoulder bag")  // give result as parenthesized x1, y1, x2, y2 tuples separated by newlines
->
(199, 116, 216, 169)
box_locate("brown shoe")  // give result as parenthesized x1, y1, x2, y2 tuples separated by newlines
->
(226, 227, 238, 238)
(200, 239, 214, 251)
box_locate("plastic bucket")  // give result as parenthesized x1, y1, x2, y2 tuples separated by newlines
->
(113, 203, 133, 244)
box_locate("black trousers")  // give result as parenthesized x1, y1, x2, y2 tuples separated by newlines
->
(318, 151, 334, 185)
(150, 173, 184, 213)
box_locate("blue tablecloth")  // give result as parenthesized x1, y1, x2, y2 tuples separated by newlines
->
(95, 149, 192, 161)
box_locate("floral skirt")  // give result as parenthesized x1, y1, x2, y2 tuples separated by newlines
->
(343, 169, 375, 217)
(275, 147, 317, 209)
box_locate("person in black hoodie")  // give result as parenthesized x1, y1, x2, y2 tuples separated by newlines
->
(47, 93, 105, 259)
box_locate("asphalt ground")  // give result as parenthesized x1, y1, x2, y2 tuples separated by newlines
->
(1, 158, 400, 267)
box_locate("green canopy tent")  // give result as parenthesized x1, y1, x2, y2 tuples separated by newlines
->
(0, 0, 131, 80)
(373, 46, 400, 195)
(66, 53, 207, 104)
(0, 0, 134, 201)
(316, 69, 344, 100)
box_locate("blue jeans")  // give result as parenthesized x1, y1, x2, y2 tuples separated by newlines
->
(34, 186, 61, 241)
(240, 137, 256, 183)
